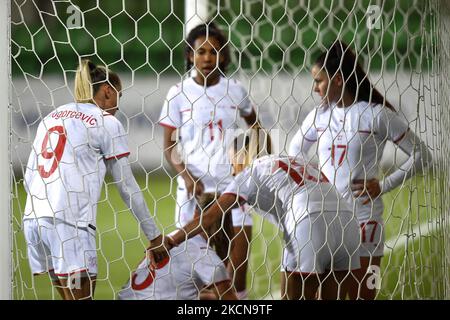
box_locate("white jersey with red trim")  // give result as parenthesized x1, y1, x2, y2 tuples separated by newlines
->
(118, 235, 230, 300)
(223, 155, 350, 239)
(23, 102, 130, 228)
(158, 76, 253, 192)
(291, 101, 411, 221)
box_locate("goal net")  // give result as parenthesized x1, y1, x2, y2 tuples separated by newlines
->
(5, 0, 449, 299)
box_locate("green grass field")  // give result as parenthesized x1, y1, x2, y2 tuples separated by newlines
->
(11, 172, 445, 300)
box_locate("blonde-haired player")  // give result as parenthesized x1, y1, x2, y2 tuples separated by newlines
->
(165, 133, 361, 300)
(118, 193, 237, 300)
(23, 59, 167, 300)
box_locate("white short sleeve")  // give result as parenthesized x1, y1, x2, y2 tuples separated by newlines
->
(100, 115, 130, 160)
(159, 85, 182, 129)
(375, 107, 410, 144)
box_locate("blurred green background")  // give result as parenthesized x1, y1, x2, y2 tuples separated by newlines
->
(11, 0, 434, 78)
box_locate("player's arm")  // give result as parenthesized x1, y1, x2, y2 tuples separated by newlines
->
(288, 111, 317, 158)
(106, 156, 168, 265)
(168, 193, 240, 246)
(352, 110, 433, 203)
(380, 129, 433, 193)
(211, 280, 238, 300)
(162, 126, 204, 197)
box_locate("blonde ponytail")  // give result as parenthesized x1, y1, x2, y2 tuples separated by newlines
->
(74, 59, 94, 103)
(231, 123, 272, 175)
(74, 59, 121, 104)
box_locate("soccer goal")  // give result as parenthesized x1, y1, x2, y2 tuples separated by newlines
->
(2, 0, 449, 299)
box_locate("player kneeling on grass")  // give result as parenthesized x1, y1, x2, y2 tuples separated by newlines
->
(22, 59, 167, 300)
(118, 193, 237, 300)
(165, 135, 362, 300)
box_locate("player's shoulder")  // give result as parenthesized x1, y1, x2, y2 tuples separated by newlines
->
(304, 105, 329, 123)
(223, 76, 248, 94)
(352, 100, 384, 115)
(226, 76, 244, 87)
(354, 101, 398, 124)
(166, 79, 187, 97)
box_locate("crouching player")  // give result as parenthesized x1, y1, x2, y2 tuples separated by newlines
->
(118, 193, 237, 300)
(165, 138, 361, 299)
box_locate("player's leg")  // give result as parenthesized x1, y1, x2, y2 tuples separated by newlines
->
(347, 218, 384, 300)
(348, 256, 382, 300)
(281, 216, 323, 300)
(320, 270, 349, 300)
(174, 176, 198, 228)
(322, 210, 361, 300)
(228, 205, 252, 299)
(23, 218, 66, 299)
(58, 273, 96, 300)
(296, 213, 327, 299)
(49, 221, 98, 300)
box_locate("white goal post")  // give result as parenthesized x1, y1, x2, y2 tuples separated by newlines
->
(0, 0, 12, 300)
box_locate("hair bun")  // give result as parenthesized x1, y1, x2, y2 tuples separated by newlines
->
(86, 60, 96, 71)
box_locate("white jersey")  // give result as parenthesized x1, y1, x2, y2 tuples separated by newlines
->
(290, 101, 410, 221)
(23, 102, 129, 228)
(223, 155, 350, 246)
(118, 235, 230, 300)
(158, 76, 253, 192)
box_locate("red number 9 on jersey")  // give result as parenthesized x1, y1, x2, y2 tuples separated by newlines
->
(38, 126, 67, 178)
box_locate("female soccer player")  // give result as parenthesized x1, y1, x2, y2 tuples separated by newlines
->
(165, 134, 361, 300)
(118, 193, 237, 300)
(158, 22, 268, 299)
(22, 59, 167, 300)
(288, 40, 433, 299)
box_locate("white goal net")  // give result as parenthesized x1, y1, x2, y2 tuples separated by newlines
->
(3, 0, 449, 299)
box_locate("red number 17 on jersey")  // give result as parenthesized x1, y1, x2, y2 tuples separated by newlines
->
(331, 144, 347, 166)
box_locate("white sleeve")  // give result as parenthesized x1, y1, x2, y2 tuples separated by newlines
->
(100, 115, 130, 160)
(236, 82, 253, 117)
(376, 109, 433, 193)
(158, 85, 182, 129)
(106, 157, 161, 241)
(288, 110, 318, 157)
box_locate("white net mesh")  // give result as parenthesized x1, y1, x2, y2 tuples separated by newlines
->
(9, 0, 449, 299)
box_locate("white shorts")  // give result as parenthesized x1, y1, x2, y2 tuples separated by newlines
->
(23, 218, 97, 278)
(358, 217, 385, 258)
(175, 179, 252, 228)
(281, 211, 361, 275)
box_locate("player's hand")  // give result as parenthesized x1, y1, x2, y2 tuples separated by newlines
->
(351, 178, 382, 205)
(146, 235, 170, 268)
(184, 174, 204, 198)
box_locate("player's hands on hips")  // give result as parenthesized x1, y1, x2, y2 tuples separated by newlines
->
(146, 235, 170, 268)
(184, 174, 204, 198)
(351, 178, 382, 205)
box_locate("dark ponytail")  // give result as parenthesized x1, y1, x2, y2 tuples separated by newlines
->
(315, 40, 395, 111)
